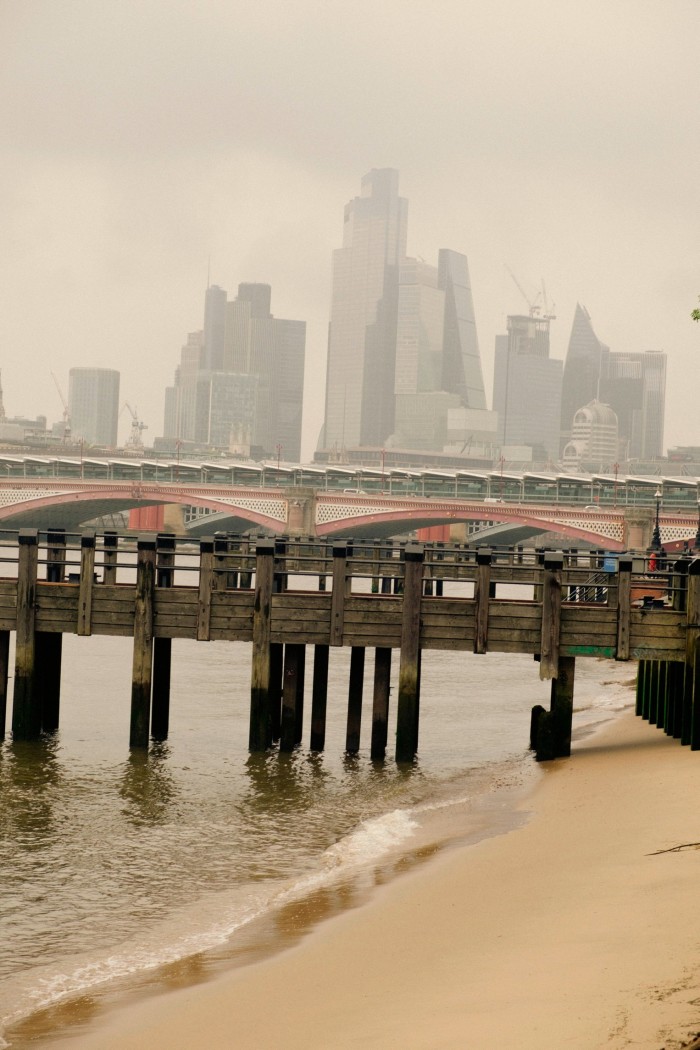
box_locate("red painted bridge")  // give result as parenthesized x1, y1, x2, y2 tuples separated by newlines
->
(0, 477, 696, 549)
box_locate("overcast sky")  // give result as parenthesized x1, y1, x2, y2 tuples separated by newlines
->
(2, 0, 698, 458)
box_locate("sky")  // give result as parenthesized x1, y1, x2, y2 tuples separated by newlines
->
(2, 0, 699, 459)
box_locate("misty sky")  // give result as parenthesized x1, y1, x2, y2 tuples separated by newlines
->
(2, 0, 699, 459)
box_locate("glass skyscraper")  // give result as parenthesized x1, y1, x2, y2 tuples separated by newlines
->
(68, 367, 120, 447)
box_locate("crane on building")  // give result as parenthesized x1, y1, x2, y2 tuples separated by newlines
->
(50, 371, 71, 442)
(505, 267, 556, 321)
(121, 403, 148, 451)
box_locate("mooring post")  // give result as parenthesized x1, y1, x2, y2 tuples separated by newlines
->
(0, 631, 10, 740)
(38, 527, 67, 732)
(346, 646, 365, 754)
(473, 548, 492, 654)
(395, 542, 424, 763)
(539, 552, 563, 681)
(102, 530, 118, 585)
(310, 644, 330, 751)
(197, 538, 215, 641)
(129, 537, 156, 749)
(370, 646, 392, 760)
(151, 533, 175, 741)
(77, 530, 96, 637)
(12, 529, 40, 740)
(249, 538, 275, 752)
(280, 643, 305, 751)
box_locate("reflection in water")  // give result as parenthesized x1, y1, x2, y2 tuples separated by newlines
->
(0, 736, 63, 852)
(119, 742, 177, 827)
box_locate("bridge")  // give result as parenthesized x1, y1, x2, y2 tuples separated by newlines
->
(2, 530, 700, 764)
(0, 472, 698, 549)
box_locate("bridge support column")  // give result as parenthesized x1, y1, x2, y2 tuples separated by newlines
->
(346, 646, 365, 755)
(396, 543, 424, 763)
(532, 655, 576, 761)
(371, 647, 392, 760)
(249, 539, 275, 752)
(130, 537, 156, 749)
(310, 644, 329, 751)
(12, 530, 40, 740)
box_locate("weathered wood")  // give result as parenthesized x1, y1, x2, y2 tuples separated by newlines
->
(280, 643, 305, 751)
(371, 647, 392, 760)
(473, 548, 492, 655)
(129, 538, 156, 749)
(539, 552, 563, 680)
(330, 543, 347, 646)
(310, 644, 329, 751)
(77, 531, 96, 637)
(346, 646, 365, 755)
(616, 557, 632, 660)
(12, 530, 40, 740)
(636, 659, 646, 716)
(0, 630, 9, 740)
(46, 527, 66, 582)
(152, 533, 176, 740)
(197, 539, 215, 641)
(36, 632, 63, 732)
(550, 655, 575, 758)
(684, 559, 700, 748)
(396, 543, 424, 762)
(647, 661, 659, 724)
(269, 643, 283, 743)
(102, 530, 118, 585)
(249, 539, 275, 751)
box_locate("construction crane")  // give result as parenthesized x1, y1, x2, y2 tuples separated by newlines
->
(51, 371, 71, 442)
(505, 267, 556, 321)
(121, 403, 148, 451)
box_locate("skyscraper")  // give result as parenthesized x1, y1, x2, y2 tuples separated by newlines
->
(68, 367, 120, 447)
(321, 169, 408, 452)
(320, 171, 489, 456)
(492, 314, 562, 461)
(559, 303, 606, 444)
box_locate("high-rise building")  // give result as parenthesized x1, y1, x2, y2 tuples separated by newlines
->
(562, 400, 619, 469)
(492, 314, 562, 462)
(319, 171, 490, 457)
(68, 367, 120, 447)
(321, 169, 407, 452)
(560, 304, 667, 461)
(163, 284, 305, 459)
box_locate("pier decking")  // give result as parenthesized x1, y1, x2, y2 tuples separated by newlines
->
(1, 529, 698, 762)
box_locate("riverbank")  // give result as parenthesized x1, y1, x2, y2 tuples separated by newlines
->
(36, 709, 700, 1050)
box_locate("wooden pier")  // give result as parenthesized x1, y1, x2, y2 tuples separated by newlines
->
(1, 528, 699, 762)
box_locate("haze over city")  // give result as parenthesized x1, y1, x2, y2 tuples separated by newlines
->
(2, 0, 698, 458)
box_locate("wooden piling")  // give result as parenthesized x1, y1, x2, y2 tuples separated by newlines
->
(249, 539, 275, 752)
(395, 542, 424, 763)
(102, 530, 118, 585)
(12, 529, 40, 740)
(197, 538, 215, 641)
(539, 552, 563, 681)
(152, 533, 175, 741)
(656, 661, 667, 729)
(310, 644, 329, 751)
(39, 527, 66, 733)
(473, 548, 492, 654)
(550, 655, 575, 758)
(77, 530, 96, 637)
(269, 643, 283, 743)
(0, 631, 10, 740)
(346, 646, 365, 754)
(280, 643, 305, 751)
(371, 647, 392, 760)
(616, 557, 632, 660)
(129, 537, 156, 749)
(330, 543, 347, 646)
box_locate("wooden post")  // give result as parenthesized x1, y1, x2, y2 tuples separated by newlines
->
(550, 655, 575, 758)
(46, 527, 66, 582)
(152, 533, 175, 741)
(77, 530, 96, 637)
(665, 661, 684, 738)
(648, 661, 659, 725)
(346, 646, 365, 754)
(473, 548, 492, 654)
(274, 537, 288, 593)
(656, 661, 668, 729)
(197, 538, 215, 641)
(539, 552, 563, 681)
(39, 527, 66, 733)
(310, 644, 330, 751)
(239, 537, 252, 589)
(269, 643, 283, 743)
(102, 530, 118, 585)
(635, 659, 646, 717)
(213, 532, 228, 591)
(280, 643, 305, 751)
(12, 530, 40, 740)
(0, 631, 10, 740)
(682, 559, 700, 746)
(129, 537, 156, 749)
(249, 538, 275, 751)
(330, 543, 347, 646)
(395, 542, 424, 763)
(616, 557, 632, 660)
(371, 646, 392, 760)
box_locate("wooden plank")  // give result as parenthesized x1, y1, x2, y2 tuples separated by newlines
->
(77, 532, 96, 637)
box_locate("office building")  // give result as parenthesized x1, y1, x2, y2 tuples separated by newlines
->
(68, 367, 120, 447)
(562, 400, 619, 469)
(492, 314, 562, 462)
(560, 304, 606, 445)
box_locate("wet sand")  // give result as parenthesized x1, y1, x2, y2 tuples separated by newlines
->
(36, 711, 700, 1049)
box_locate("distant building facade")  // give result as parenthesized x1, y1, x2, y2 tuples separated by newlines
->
(163, 284, 305, 459)
(68, 367, 120, 447)
(319, 170, 491, 459)
(492, 314, 562, 462)
(562, 400, 619, 470)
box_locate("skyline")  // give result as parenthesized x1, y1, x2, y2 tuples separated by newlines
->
(2, 1, 698, 458)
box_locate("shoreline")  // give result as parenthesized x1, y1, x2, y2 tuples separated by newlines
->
(16, 706, 700, 1050)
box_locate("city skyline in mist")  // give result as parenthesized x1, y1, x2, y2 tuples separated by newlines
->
(2, 1, 698, 459)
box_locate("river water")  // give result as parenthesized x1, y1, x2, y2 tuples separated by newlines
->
(0, 622, 635, 1047)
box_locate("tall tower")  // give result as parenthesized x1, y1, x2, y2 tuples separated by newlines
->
(560, 304, 605, 444)
(493, 314, 562, 461)
(68, 368, 120, 447)
(320, 169, 408, 452)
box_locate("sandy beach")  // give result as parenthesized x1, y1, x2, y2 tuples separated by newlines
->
(36, 710, 700, 1050)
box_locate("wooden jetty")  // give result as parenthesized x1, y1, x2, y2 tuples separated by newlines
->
(1, 528, 699, 762)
